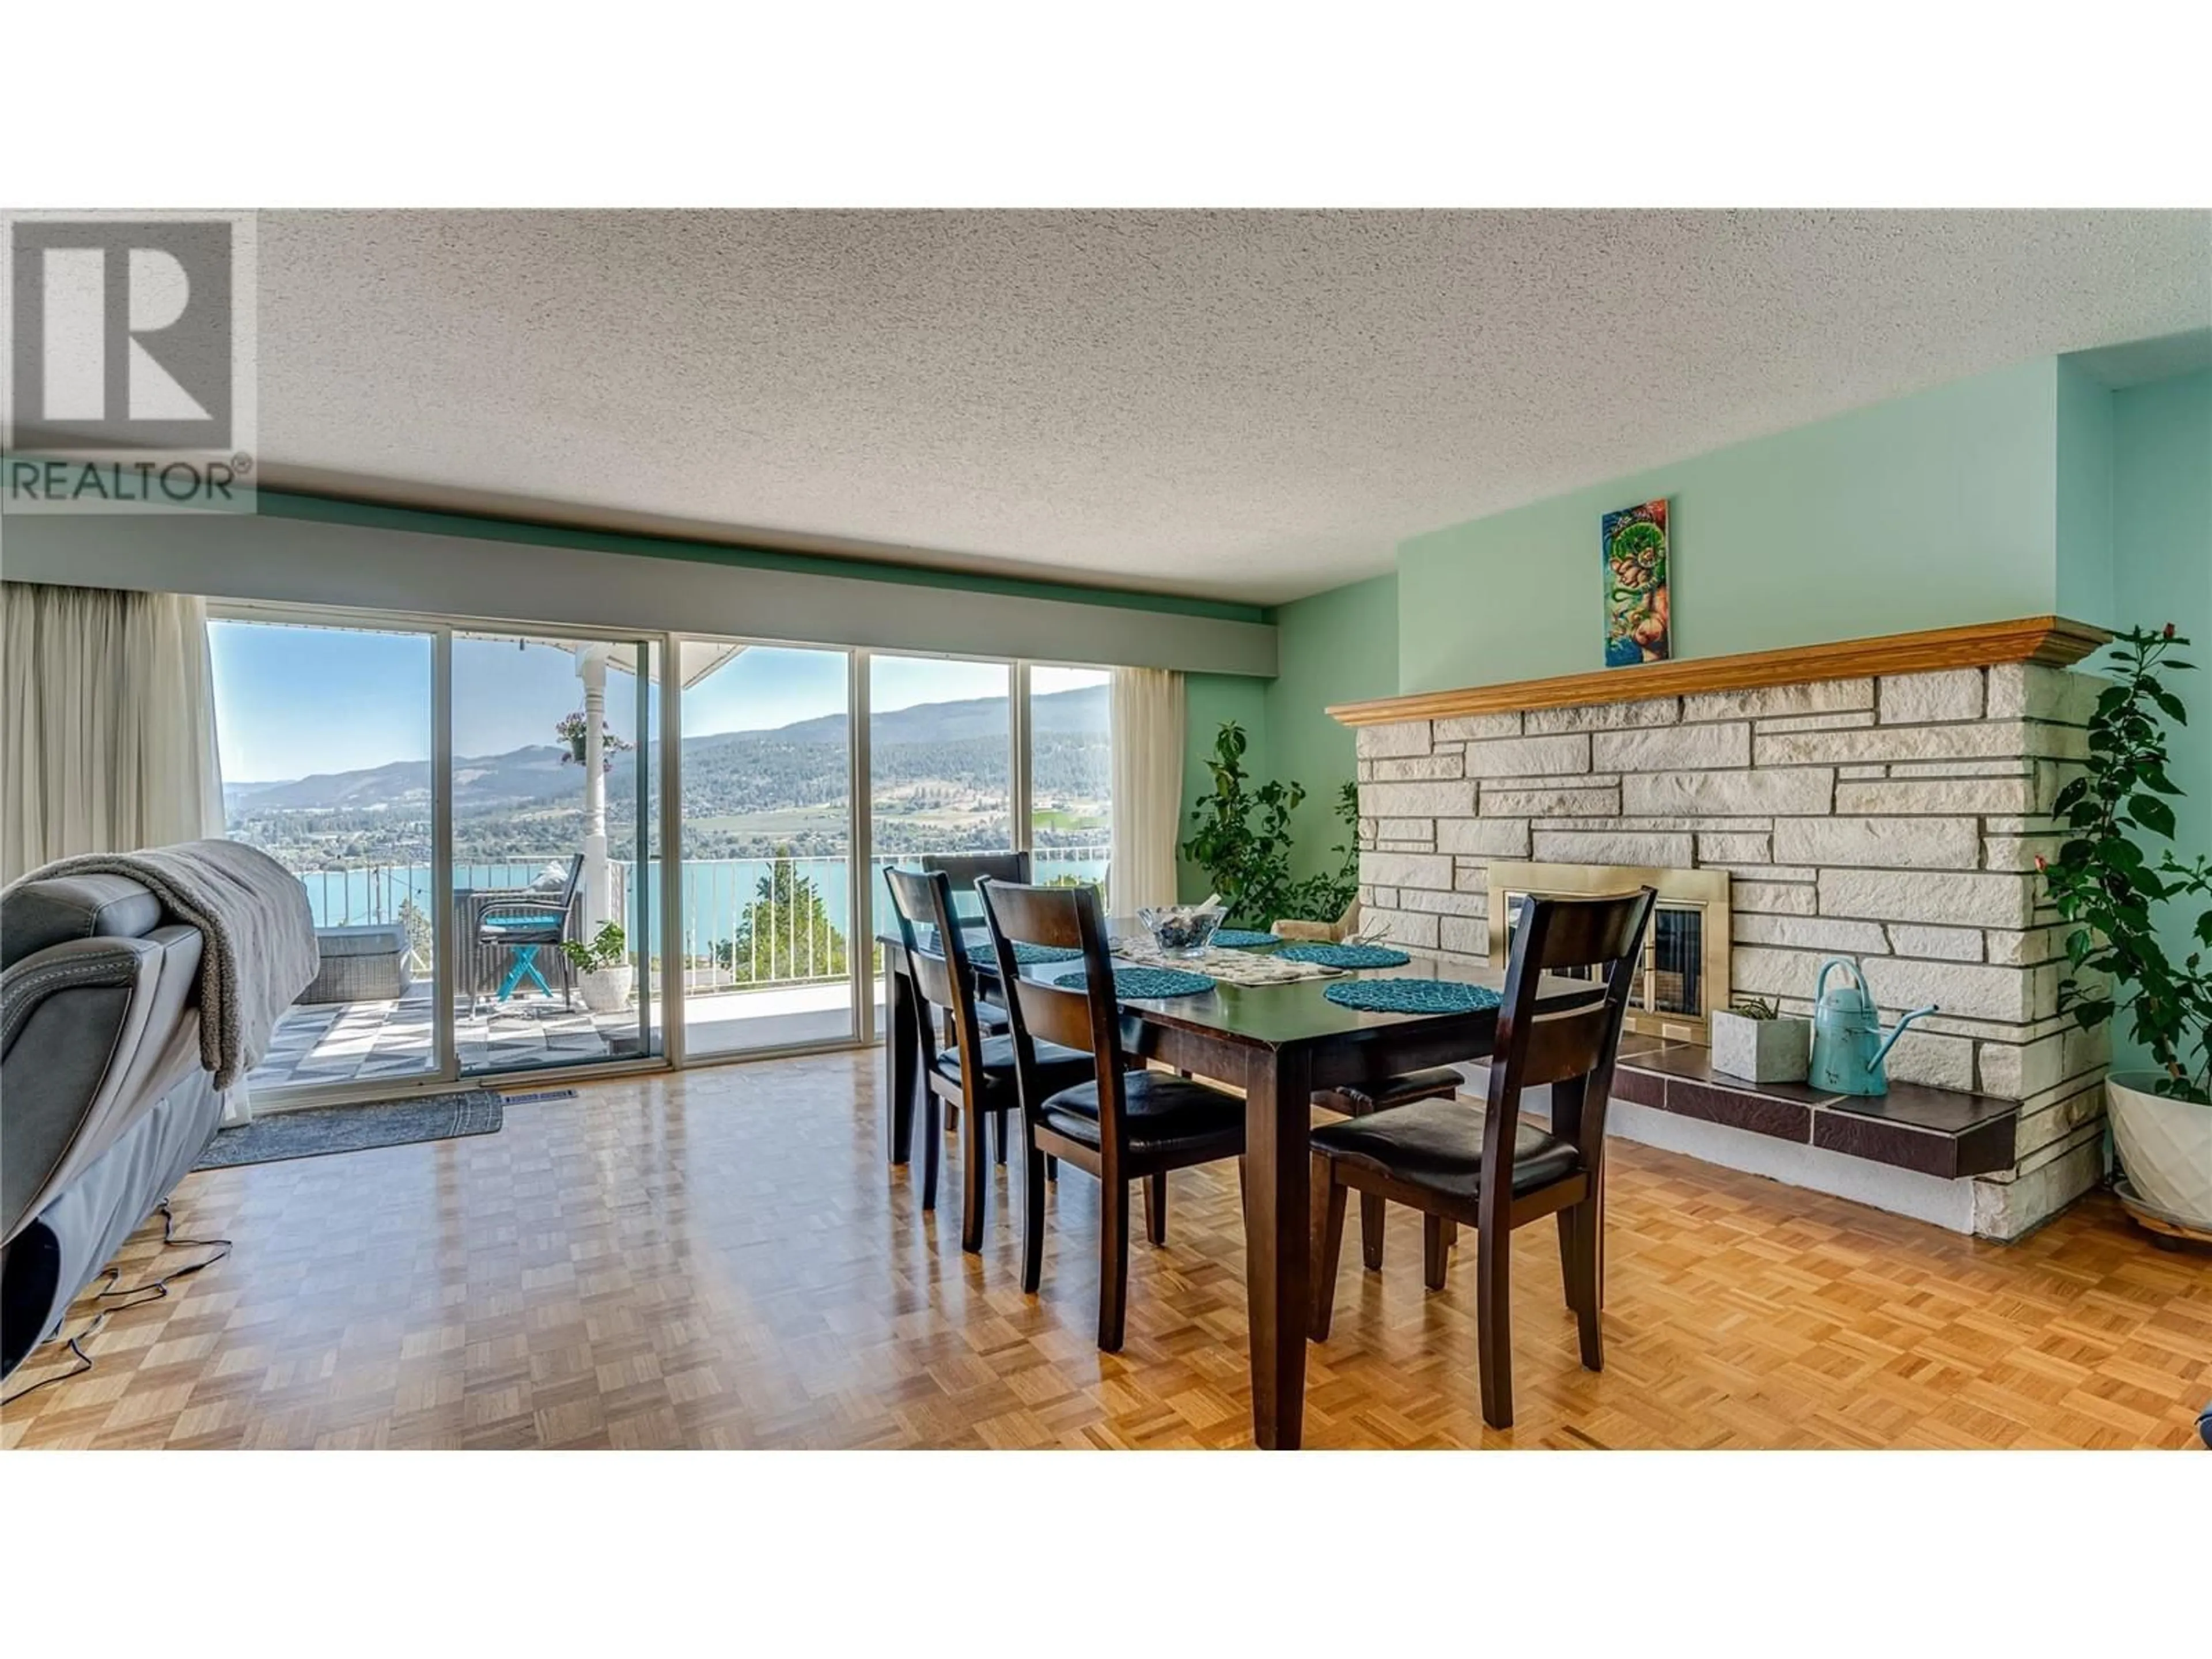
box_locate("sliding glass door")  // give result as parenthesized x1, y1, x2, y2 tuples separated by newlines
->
(1028, 664, 1112, 898)
(209, 615, 441, 1090)
(211, 604, 1120, 1088)
(450, 631, 660, 1077)
(675, 642, 857, 1056)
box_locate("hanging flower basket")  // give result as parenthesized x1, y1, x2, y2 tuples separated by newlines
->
(554, 711, 634, 773)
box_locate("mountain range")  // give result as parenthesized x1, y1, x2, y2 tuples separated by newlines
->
(224, 683, 1109, 817)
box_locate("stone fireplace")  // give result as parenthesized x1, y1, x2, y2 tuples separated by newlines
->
(1335, 618, 2111, 1241)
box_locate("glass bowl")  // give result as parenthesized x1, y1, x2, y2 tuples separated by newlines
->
(1137, 906, 1225, 958)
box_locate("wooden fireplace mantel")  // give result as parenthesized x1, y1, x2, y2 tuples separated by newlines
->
(1327, 615, 2111, 728)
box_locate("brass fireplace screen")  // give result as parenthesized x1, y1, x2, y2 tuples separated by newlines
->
(1485, 861, 1732, 1046)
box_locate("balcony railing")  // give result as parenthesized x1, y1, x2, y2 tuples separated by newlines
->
(285, 849, 1110, 993)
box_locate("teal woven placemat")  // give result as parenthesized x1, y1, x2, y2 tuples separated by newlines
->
(1211, 928, 1280, 949)
(1324, 978, 1501, 1016)
(1063, 966, 1215, 998)
(1278, 941, 1412, 969)
(1010, 941, 1082, 964)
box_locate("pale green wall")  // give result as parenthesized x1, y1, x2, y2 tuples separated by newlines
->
(1395, 357, 2066, 694)
(1179, 672, 1271, 902)
(2109, 369, 2212, 1077)
(2056, 357, 2118, 628)
(1265, 574, 1399, 878)
(1175, 575, 1399, 900)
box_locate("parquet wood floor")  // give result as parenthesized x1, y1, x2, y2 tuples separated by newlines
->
(3, 1051, 2206, 1450)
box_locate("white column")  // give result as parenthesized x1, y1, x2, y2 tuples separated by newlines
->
(577, 644, 610, 932)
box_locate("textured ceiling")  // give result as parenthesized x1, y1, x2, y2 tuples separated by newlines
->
(255, 210, 2212, 604)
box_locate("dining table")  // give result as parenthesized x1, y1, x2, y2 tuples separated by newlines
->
(878, 915, 1604, 1449)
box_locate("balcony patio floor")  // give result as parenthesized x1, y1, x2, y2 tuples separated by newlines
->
(249, 980, 863, 1092)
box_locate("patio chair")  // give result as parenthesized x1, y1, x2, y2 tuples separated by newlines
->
(464, 855, 585, 1012)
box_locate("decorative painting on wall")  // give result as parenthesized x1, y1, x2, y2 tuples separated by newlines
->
(1603, 498, 1671, 666)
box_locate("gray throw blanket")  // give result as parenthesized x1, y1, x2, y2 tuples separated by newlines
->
(16, 840, 317, 1090)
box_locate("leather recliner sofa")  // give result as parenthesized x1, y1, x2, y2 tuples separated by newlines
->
(1, 872, 228, 1377)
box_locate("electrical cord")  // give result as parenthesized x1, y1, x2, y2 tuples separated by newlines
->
(0, 1203, 232, 1408)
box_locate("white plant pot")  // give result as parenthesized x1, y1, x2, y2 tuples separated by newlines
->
(2107, 1071, 2212, 1231)
(1710, 1010, 1811, 1085)
(576, 964, 634, 1015)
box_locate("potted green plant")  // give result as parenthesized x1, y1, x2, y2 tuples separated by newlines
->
(1179, 721, 1307, 929)
(1181, 727, 1367, 931)
(561, 921, 634, 1014)
(2039, 624, 2212, 1234)
(1710, 994, 1812, 1085)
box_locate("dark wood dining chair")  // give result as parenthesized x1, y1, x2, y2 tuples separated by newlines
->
(1313, 1068, 1467, 1270)
(1308, 886, 1657, 1430)
(974, 877, 1247, 1352)
(921, 853, 1031, 1037)
(922, 851, 1032, 889)
(883, 868, 1093, 1252)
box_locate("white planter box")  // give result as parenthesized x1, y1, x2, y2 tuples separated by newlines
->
(1710, 1009, 1811, 1085)
(2108, 1071, 2212, 1232)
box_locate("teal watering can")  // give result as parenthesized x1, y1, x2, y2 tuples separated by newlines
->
(1809, 957, 1938, 1096)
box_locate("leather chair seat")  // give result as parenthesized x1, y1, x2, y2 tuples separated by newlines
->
(1039, 1070, 1245, 1158)
(1316, 1065, 1463, 1115)
(932, 1033, 1092, 1097)
(1310, 1096, 1581, 1202)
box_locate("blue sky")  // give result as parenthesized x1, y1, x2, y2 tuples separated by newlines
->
(210, 622, 1099, 782)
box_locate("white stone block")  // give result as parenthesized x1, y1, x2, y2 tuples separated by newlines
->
(1370, 753, 1464, 782)
(1592, 722, 1750, 772)
(1885, 924, 1983, 963)
(1880, 1029, 1977, 1092)
(1819, 868, 2034, 929)
(1524, 696, 1680, 733)
(1887, 757, 2032, 778)
(1368, 907, 1440, 950)
(1838, 764, 1887, 780)
(1480, 785, 1622, 817)
(1733, 912, 1889, 953)
(1983, 835, 2066, 874)
(1974, 1132, 2103, 1240)
(1983, 925, 2063, 967)
(1879, 669, 1985, 724)
(1756, 711, 1877, 733)
(1622, 768, 1836, 816)
(1834, 777, 2035, 816)
(1400, 888, 1488, 916)
(1458, 733, 1592, 778)
(1440, 916, 1490, 956)
(1437, 817, 1531, 858)
(1758, 723, 2028, 767)
(1361, 850, 1453, 892)
(1771, 815, 1980, 870)
(1376, 818, 1435, 844)
(1530, 830, 1695, 867)
(1683, 679, 1873, 721)
(1432, 712, 1524, 741)
(1696, 832, 1771, 864)
(1733, 880, 1817, 916)
(1359, 781, 1477, 820)
(1988, 663, 2103, 724)
(1356, 721, 1431, 760)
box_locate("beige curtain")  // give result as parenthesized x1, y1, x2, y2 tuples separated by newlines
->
(1108, 666, 1185, 910)
(2, 582, 225, 884)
